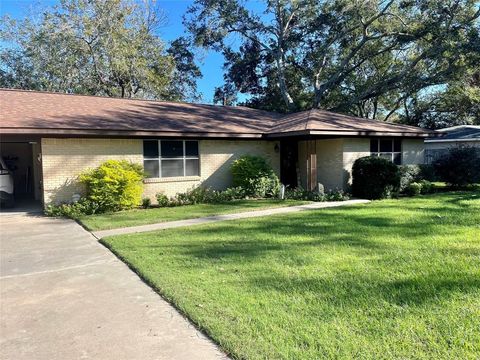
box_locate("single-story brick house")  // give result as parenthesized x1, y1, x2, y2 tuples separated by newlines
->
(0, 89, 434, 206)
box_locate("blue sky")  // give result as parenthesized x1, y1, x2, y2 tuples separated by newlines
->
(0, 0, 228, 103)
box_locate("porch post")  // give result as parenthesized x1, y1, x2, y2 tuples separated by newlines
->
(306, 140, 317, 191)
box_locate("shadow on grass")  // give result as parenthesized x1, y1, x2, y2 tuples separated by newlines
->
(114, 192, 478, 264)
(249, 272, 480, 307)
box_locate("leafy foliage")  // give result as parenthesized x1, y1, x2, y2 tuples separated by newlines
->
(79, 160, 144, 212)
(155, 187, 247, 207)
(231, 155, 280, 197)
(1, 0, 201, 100)
(398, 165, 423, 193)
(433, 146, 480, 187)
(398, 71, 480, 128)
(285, 186, 350, 201)
(419, 180, 435, 194)
(44, 198, 100, 218)
(404, 180, 435, 196)
(352, 156, 400, 199)
(399, 165, 438, 194)
(188, 0, 480, 121)
(141, 197, 152, 209)
(155, 193, 170, 207)
(405, 182, 422, 196)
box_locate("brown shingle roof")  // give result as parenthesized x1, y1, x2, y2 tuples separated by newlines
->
(0, 89, 434, 138)
(269, 109, 432, 136)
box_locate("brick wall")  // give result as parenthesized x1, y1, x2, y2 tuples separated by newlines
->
(298, 137, 424, 192)
(342, 138, 371, 189)
(41, 138, 280, 204)
(41, 136, 424, 204)
(314, 139, 344, 191)
(41, 138, 143, 204)
(143, 139, 280, 201)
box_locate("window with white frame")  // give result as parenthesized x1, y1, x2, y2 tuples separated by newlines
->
(370, 138, 402, 165)
(143, 140, 199, 178)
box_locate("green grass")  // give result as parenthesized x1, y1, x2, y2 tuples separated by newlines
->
(78, 199, 308, 231)
(103, 191, 480, 359)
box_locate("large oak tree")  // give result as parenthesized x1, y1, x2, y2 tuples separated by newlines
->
(186, 0, 479, 124)
(1, 0, 201, 101)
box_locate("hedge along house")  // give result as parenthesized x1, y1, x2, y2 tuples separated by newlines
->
(0, 89, 434, 206)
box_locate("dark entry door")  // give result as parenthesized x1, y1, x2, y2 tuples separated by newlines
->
(280, 140, 298, 187)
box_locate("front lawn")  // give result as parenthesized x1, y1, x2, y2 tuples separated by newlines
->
(78, 199, 308, 231)
(103, 191, 480, 359)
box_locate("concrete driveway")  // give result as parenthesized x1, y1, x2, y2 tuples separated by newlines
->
(0, 213, 226, 360)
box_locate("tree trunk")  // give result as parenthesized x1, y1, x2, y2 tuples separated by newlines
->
(275, 51, 295, 111)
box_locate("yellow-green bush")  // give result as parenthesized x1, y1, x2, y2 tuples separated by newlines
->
(79, 160, 144, 212)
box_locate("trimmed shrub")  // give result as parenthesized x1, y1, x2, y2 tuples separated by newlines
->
(248, 176, 280, 198)
(175, 187, 214, 205)
(217, 187, 246, 201)
(141, 197, 151, 209)
(419, 180, 435, 194)
(79, 160, 144, 212)
(325, 189, 351, 201)
(285, 187, 324, 201)
(44, 198, 99, 218)
(155, 193, 169, 207)
(352, 156, 401, 199)
(155, 186, 247, 207)
(433, 146, 480, 187)
(398, 165, 422, 192)
(285, 187, 350, 202)
(399, 164, 438, 194)
(231, 155, 280, 197)
(405, 182, 422, 196)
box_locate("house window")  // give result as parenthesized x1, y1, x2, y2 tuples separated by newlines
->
(370, 138, 402, 165)
(143, 140, 199, 178)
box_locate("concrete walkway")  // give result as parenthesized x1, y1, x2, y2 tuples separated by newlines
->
(0, 213, 227, 360)
(93, 199, 370, 238)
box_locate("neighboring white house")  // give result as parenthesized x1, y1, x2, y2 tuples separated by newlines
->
(424, 125, 480, 164)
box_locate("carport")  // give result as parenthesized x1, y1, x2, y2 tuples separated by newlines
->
(0, 135, 43, 208)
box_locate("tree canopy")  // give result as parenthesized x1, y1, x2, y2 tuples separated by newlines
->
(1, 0, 201, 101)
(186, 0, 480, 125)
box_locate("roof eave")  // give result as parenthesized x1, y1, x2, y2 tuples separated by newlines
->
(266, 129, 434, 138)
(0, 128, 264, 139)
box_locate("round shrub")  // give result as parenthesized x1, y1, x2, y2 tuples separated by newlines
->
(141, 197, 151, 209)
(231, 155, 280, 197)
(155, 193, 169, 207)
(398, 165, 422, 193)
(352, 156, 401, 200)
(79, 160, 144, 212)
(405, 182, 422, 196)
(433, 146, 480, 187)
(419, 180, 434, 194)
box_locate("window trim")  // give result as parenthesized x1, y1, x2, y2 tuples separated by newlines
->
(143, 140, 200, 178)
(370, 138, 402, 165)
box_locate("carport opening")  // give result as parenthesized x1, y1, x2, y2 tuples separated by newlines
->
(0, 140, 42, 207)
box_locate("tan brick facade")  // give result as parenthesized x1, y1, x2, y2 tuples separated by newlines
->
(298, 137, 425, 192)
(41, 138, 143, 204)
(41, 136, 424, 204)
(41, 138, 279, 204)
(143, 139, 280, 201)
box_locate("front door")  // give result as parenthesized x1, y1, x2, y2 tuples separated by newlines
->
(280, 140, 298, 187)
